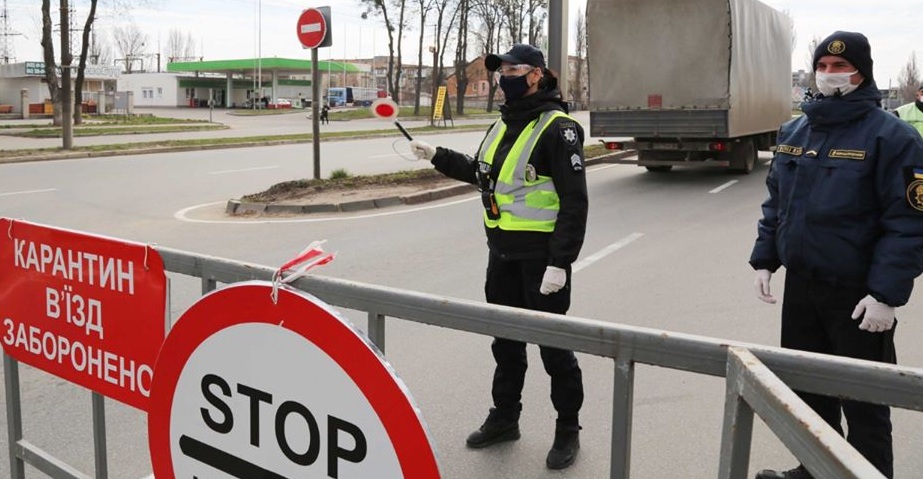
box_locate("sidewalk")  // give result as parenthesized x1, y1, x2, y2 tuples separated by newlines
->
(0, 107, 605, 155)
(0, 107, 499, 154)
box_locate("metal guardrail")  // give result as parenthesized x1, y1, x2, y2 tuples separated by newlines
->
(6, 246, 923, 478)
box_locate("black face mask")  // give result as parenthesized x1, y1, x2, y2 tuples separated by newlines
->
(499, 74, 530, 102)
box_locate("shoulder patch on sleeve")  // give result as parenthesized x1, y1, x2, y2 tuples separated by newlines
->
(570, 152, 584, 171)
(558, 122, 579, 146)
(905, 167, 923, 211)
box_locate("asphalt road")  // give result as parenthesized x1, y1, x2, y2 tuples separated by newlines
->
(2, 121, 923, 478)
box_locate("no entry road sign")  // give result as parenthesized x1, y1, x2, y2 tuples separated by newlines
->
(148, 281, 440, 479)
(296, 8, 329, 49)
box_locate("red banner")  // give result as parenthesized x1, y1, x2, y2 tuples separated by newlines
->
(0, 219, 166, 411)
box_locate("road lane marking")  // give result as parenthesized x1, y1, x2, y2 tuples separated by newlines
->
(208, 166, 279, 175)
(573, 233, 644, 272)
(0, 188, 57, 197)
(709, 180, 738, 194)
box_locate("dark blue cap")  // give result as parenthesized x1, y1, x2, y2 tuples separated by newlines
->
(813, 31, 874, 83)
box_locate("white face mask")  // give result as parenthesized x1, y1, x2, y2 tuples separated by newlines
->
(815, 71, 859, 97)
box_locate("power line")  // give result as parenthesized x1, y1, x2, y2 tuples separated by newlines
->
(1, 0, 23, 64)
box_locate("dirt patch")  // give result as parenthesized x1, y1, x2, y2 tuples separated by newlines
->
(240, 168, 463, 206)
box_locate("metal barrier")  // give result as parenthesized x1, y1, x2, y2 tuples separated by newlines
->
(5, 245, 923, 478)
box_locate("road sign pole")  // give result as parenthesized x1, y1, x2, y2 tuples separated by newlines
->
(297, 6, 331, 180)
(312, 47, 321, 180)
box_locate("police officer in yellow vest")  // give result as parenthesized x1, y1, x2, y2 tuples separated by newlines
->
(410, 44, 588, 470)
(894, 86, 923, 137)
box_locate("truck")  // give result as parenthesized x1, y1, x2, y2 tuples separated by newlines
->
(587, 0, 793, 173)
(327, 86, 385, 107)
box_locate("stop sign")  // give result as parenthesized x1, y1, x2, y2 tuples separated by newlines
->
(296, 8, 328, 49)
(148, 282, 442, 478)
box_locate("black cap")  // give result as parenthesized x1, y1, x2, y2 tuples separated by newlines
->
(485, 44, 546, 72)
(813, 31, 874, 84)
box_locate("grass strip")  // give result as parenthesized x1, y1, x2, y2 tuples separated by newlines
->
(13, 124, 228, 138)
(0, 124, 489, 159)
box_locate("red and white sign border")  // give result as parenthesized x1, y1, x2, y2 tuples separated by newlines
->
(148, 281, 441, 478)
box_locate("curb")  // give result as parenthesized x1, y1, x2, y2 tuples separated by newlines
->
(226, 183, 478, 216)
(224, 150, 636, 216)
(0, 137, 358, 165)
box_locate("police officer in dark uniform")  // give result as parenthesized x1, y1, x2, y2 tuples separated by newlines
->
(750, 31, 923, 479)
(409, 43, 587, 470)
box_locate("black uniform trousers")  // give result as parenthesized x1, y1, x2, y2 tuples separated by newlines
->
(484, 252, 584, 430)
(782, 271, 896, 478)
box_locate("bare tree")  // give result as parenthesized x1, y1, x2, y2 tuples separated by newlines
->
(88, 30, 112, 66)
(498, 0, 543, 44)
(37, 1, 155, 126)
(898, 52, 921, 103)
(526, 0, 547, 45)
(412, 0, 434, 115)
(40, 0, 61, 126)
(392, 0, 410, 102)
(470, 0, 505, 111)
(72, 0, 99, 124)
(112, 22, 148, 73)
(423, 0, 458, 115)
(184, 32, 196, 60)
(453, 0, 470, 115)
(166, 28, 192, 62)
(499, 0, 525, 43)
(359, 0, 406, 101)
(803, 36, 821, 92)
(572, 7, 586, 109)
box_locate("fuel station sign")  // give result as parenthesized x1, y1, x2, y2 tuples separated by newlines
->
(147, 281, 441, 479)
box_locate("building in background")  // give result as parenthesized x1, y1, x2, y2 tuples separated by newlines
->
(0, 61, 119, 115)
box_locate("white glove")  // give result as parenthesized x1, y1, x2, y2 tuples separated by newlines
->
(851, 294, 895, 332)
(409, 140, 436, 161)
(754, 269, 776, 304)
(539, 266, 567, 295)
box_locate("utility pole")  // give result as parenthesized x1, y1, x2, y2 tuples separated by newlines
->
(548, 0, 568, 104)
(61, 0, 74, 149)
(1, 0, 22, 64)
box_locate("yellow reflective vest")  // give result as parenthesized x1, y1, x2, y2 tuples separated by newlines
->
(478, 110, 571, 232)
(896, 102, 923, 137)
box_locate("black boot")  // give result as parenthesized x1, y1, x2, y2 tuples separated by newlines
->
(465, 408, 520, 449)
(546, 427, 580, 469)
(755, 465, 813, 479)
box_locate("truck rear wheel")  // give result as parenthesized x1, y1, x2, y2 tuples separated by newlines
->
(729, 139, 756, 174)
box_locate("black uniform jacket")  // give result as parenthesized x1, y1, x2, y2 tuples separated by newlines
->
(430, 89, 589, 268)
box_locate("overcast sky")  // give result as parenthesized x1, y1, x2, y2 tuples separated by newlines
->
(7, 0, 922, 86)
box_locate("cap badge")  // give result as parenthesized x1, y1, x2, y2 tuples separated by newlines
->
(827, 40, 846, 55)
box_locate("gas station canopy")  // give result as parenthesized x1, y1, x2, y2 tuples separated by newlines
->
(166, 57, 363, 76)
